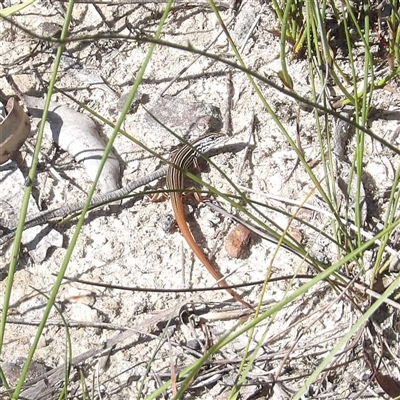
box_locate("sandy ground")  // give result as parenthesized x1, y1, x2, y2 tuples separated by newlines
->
(0, 1, 400, 399)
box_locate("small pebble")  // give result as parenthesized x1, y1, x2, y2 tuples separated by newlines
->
(225, 225, 251, 258)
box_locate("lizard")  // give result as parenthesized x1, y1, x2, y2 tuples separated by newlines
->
(166, 133, 255, 311)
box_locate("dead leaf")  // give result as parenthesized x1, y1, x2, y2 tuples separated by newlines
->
(375, 371, 400, 397)
(0, 97, 31, 164)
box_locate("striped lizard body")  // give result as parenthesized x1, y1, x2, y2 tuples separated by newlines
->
(166, 133, 254, 310)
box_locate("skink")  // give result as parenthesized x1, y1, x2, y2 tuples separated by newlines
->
(166, 133, 254, 310)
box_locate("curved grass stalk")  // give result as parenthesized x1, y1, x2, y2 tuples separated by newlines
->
(293, 229, 400, 398)
(6, 0, 174, 397)
(0, 0, 36, 17)
(144, 219, 400, 399)
(0, 1, 76, 397)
